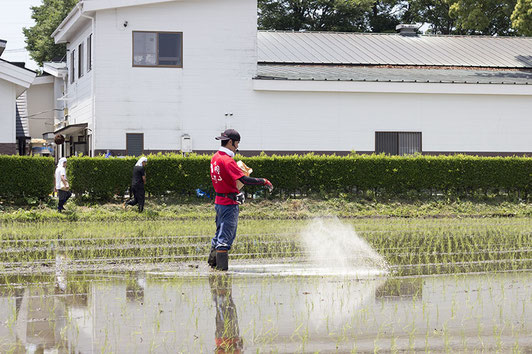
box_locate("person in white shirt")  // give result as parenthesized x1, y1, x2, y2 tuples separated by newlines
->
(54, 157, 71, 212)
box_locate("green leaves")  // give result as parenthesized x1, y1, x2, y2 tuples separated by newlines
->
(23, 0, 78, 66)
(436, 0, 519, 35)
(64, 154, 532, 201)
(258, 0, 374, 31)
(511, 0, 532, 35)
(259, 0, 530, 35)
(0, 156, 55, 201)
(1, 154, 531, 203)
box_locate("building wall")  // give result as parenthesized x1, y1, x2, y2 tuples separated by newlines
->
(65, 0, 532, 155)
(245, 90, 532, 154)
(92, 0, 257, 154)
(26, 81, 54, 138)
(66, 24, 94, 128)
(0, 79, 16, 154)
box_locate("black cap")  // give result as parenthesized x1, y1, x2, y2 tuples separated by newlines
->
(215, 129, 241, 141)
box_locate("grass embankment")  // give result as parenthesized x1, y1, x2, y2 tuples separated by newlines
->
(1, 196, 532, 221)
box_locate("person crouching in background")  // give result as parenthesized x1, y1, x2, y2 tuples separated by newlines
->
(125, 157, 147, 212)
(54, 157, 71, 212)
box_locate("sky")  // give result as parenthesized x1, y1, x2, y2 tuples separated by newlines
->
(0, 0, 42, 71)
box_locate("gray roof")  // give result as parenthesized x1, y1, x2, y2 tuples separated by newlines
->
(257, 31, 532, 68)
(256, 64, 532, 85)
(43, 61, 67, 70)
(16, 91, 29, 139)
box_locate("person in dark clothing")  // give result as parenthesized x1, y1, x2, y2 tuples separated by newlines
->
(125, 157, 147, 212)
(208, 129, 273, 271)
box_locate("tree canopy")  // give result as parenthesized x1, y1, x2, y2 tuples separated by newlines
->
(448, 0, 518, 35)
(23, 0, 78, 67)
(258, 0, 532, 35)
(258, 0, 375, 32)
(511, 0, 532, 35)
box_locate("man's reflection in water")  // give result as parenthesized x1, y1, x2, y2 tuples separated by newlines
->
(209, 274, 243, 353)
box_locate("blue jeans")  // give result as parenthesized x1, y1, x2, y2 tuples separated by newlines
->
(211, 204, 239, 251)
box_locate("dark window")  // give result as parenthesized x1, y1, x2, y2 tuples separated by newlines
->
(126, 133, 144, 156)
(70, 49, 75, 84)
(375, 132, 422, 155)
(133, 31, 182, 67)
(87, 34, 92, 72)
(78, 43, 84, 78)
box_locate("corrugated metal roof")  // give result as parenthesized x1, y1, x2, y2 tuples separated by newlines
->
(258, 31, 532, 68)
(256, 64, 532, 85)
(16, 91, 30, 139)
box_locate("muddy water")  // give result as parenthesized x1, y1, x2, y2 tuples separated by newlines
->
(0, 270, 530, 353)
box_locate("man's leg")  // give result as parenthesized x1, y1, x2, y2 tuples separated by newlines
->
(57, 190, 66, 211)
(64, 191, 72, 206)
(208, 205, 222, 268)
(215, 205, 239, 271)
(126, 186, 138, 206)
(137, 187, 145, 212)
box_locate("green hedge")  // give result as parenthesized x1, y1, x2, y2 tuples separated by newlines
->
(1, 154, 531, 202)
(67, 154, 532, 200)
(0, 156, 55, 201)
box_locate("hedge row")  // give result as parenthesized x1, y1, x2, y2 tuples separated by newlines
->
(68, 154, 532, 200)
(1, 154, 531, 202)
(0, 156, 55, 201)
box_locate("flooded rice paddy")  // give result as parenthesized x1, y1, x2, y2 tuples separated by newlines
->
(0, 217, 530, 352)
(0, 270, 530, 352)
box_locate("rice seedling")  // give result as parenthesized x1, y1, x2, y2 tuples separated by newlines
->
(0, 215, 530, 351)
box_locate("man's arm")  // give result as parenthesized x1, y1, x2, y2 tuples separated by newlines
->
(238, 176, 273, 191)
(142, 175, 146, 184)
(238, 176, 265, 185)
(61, 174, 69, 190)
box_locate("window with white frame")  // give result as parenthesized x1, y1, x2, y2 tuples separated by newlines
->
(133, 31, 183, 67)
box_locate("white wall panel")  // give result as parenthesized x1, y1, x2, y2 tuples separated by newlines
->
(0, 80, 16, 143)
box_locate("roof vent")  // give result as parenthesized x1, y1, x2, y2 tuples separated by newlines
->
(396, 24, 419, 36)
(0, 39, 7, 57)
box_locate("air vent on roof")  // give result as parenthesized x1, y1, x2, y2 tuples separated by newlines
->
(396, 24, 419, 36)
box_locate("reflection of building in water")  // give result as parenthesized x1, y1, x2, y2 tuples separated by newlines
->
(15, 286, 68, 353)
(209, 274, 243, 353)
(126, 272, 146, 303)
(55, 251, 68, 292)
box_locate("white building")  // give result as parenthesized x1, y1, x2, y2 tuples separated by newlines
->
(0, 39, 35, 155)
(52, 0, 532, 157)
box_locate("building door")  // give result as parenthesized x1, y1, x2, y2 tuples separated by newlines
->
(126, 133, 144, 156)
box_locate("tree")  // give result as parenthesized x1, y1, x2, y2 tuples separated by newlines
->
(402, 0, 456, 34)
(448, 0, 517, 35)
(23, 0, 78, 67)
(368, 0, 403, 33)
(258, 0, 375, 32)
(511, 0, 532, 35)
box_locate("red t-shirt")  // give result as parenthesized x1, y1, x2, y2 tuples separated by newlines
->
(210, 150, 245, 205)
